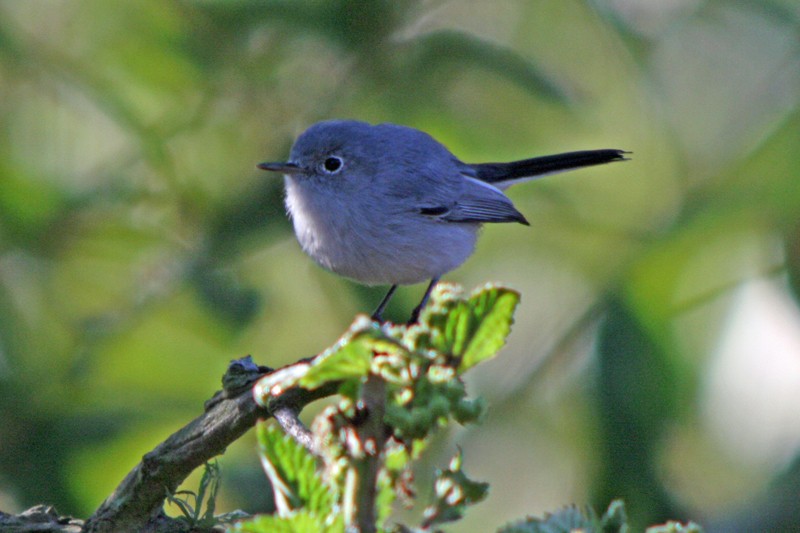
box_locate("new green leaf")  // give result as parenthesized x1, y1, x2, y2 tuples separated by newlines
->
(256, 423, 334, 516)
(300, 322, 407, 389)
(419, 283, 520, 371)
(231, 511, 343, 533)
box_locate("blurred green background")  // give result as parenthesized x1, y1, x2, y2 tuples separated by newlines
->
(1, 0, 799, 531)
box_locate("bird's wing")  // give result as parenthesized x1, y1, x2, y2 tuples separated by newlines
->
(420, 176, 529, 225)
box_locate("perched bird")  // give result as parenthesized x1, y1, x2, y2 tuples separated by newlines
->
(259, 120, 627, 322)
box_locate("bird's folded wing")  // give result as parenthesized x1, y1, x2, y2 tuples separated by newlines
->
(420, 176, 529, 225)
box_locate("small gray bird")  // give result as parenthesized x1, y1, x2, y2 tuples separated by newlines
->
(258, 120, 627, 323)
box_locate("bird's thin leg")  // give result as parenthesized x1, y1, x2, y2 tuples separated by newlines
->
(371, 284, 398, 322)
(408, 277, 439, 324)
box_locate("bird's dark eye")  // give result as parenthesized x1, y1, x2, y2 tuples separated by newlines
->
(322, 156, 343, 173)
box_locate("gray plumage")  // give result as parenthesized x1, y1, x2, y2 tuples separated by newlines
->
(258, 119, 627, 321)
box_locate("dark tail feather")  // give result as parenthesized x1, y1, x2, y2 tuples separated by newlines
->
(472, 149, 629, 184)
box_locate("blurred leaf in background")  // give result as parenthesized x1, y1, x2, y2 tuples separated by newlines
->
(0, 1, 799, 531)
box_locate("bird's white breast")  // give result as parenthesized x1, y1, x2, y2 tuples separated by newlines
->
(285, 176, 478, 286)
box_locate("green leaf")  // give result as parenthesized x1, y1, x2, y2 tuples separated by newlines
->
(498, 500, 634, 533)
(298, 334, 374, 390)
(459, 286, 519, 370)
(419, 283, 519, 371)
(166, 492, 195, 523)
(165, 461, 222, 527)
(256, 423, 334, 516)
(498, 507, 594, 533)
(230, 510, 342, 533)
(197, 460, 221, 521)
(254, 316, 404, 405)
(300, 320, 407, 389)
(600, 499, 628, 532)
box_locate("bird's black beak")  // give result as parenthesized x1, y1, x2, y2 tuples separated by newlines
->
(257, 161, 302, 174)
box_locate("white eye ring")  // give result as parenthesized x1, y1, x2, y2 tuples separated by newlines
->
(321, 156, 344, 174)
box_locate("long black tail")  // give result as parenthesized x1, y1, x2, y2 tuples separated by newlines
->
(472, 149, 629, 185)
